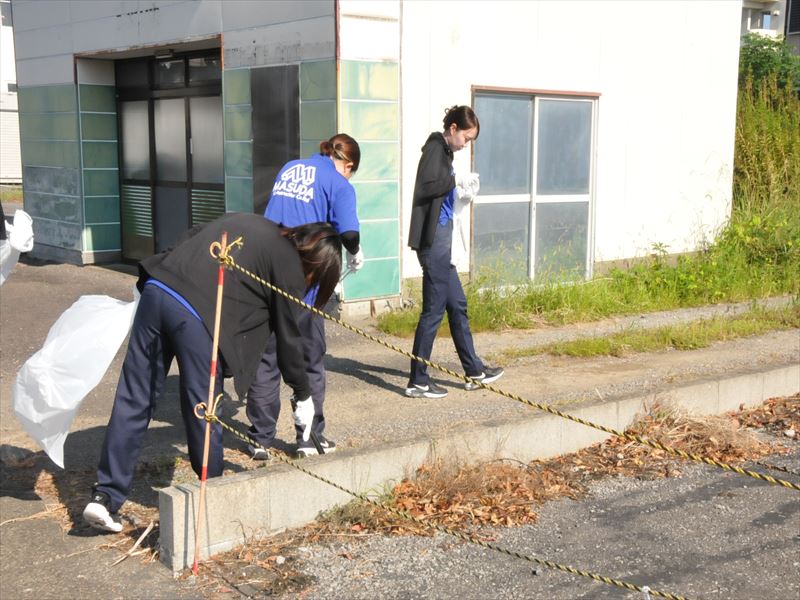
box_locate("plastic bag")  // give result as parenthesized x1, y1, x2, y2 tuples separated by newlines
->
(12, 288, 140, 467)
(0, 209, 35, 286)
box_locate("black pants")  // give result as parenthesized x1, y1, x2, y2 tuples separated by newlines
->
(410, 219, 484, 385)
(94, 285, 223, 511)
(246, 309, 327, 448)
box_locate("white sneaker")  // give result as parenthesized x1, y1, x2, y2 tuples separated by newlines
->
(83, 492, 123, 533)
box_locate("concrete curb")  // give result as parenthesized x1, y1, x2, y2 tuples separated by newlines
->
(159, 362, 799, 571)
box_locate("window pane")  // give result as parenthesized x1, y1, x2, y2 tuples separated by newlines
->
(120, 101, 149, 179)
(189, 96, 223, 184)
(474, 94, 532, 195)
(472, 202, 530, 282)
(189, 56, 221, 84)
(154, 98, 186, 181)
(156, 59, 185, 88)
(536, 100, 591, 195)
(534, 201, 588, 281)
(116, 59, 149, 89)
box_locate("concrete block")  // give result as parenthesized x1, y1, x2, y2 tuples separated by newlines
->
(718, 370, 765, 412)
(561, 401, 617, 454)
(762, 364, 800, 400)
(159, 364, 798, 571)
(489, 413, 564, 463)
(267, 457, 353, 530)
(661, 378, 720, 415)
(350, 440, 429, 492)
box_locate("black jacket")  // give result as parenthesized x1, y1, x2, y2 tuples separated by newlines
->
(139, 213, 310, 399)
(407, 132, 455, 251)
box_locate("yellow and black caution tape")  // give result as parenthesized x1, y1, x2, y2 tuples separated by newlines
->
(219, 252, 800, 493)
(196, 401, 692, 600)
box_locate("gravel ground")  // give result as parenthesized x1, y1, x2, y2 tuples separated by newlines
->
(277, 449, 800, 600)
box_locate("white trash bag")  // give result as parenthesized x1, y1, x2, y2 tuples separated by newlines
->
(0, 209, 35, 286)
(13, 288, 140, 467)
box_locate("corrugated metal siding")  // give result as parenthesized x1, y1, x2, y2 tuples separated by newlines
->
(0, 92, 22, 182)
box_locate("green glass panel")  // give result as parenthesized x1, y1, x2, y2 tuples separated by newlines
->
(300, 140, 320, 158)
(81, 113, 118, 140)
(223, 68, 251, 105)
(224, 141, 252, 177)
(84, 223, 121, 251)
(360, 220, 399, 259)
(18, 85, 77, 113)
(84, 196, 121, 224)
(24, 191, 81, 222)
(225, 176, 253, 213)
(300, 60, 336, 101)
(82, 142, 119, 168)
(19, 113, 78, 141)
(21, 140, 80, 168)
(352, 181, 398, 220)
(83, 169, 120, 196)
(224, 106, 252, 141)
(344, 258, 400, 299)
(22, 166, 81, 196)
(340, 101, 398, 141)
(79, 85, 116, 112)
(341, 61, 398, 100)
(352, 142, 399, 181)
(300, 101, 335, 141)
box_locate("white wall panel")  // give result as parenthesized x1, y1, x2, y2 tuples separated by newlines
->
(13, 26, 74, 61)
(221, 0, 332, 31)
(340, 0, 400, 19)
(14, 55, 74, 87)
(76, 59, 115, 85)
(8, 0, 72, 32)
(223, 17, 335, 68)
(339, 15, 399, 60)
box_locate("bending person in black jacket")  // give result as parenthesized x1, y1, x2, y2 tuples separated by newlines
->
(405, 105, 503, 399)
(83, 213, 341, 532)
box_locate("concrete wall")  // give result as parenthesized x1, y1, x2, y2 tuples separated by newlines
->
(399, 0, 741, 279)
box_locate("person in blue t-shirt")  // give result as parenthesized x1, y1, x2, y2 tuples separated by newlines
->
(246, 133, 364, 458)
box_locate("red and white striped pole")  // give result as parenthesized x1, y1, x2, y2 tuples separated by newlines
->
(192, 231, 228, 575)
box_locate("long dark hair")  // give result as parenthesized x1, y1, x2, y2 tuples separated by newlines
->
(443, 105, 480, 139)
(320, 133, 361, 173)
(281, 222, 342, 308)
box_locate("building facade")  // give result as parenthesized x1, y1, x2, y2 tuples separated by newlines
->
(1, 0, 21, 184)
(11, 0, 743, 308)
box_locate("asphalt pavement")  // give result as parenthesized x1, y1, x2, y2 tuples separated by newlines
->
(0, 250, 798, 599)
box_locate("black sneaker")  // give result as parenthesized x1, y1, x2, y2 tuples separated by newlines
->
(83, 491, 123, 533)
(404, 381, 448, 399)
(296, 436, 337, 457)
(247, 443, 270, 461)
(464, 366, 505, 391)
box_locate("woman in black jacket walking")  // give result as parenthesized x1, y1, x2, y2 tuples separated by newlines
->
(405, 105, 503, 399)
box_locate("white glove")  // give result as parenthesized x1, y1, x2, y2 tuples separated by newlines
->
(292, 395, 314, 442)
(455, 172, 480, 201)
(7, 210, 34, 253)
(346, 248, 365, 271)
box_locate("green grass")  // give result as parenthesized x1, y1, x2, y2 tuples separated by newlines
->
(0, 185, 23, 204)
(378, 71, 800, 338)
(500, 304, 799, 359)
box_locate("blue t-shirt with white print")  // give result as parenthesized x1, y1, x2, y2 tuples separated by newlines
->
(265, 153, 359, 233)
(264, 153, 359, 304)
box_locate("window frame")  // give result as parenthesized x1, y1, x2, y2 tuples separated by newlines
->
(471, 87, 600, 282)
